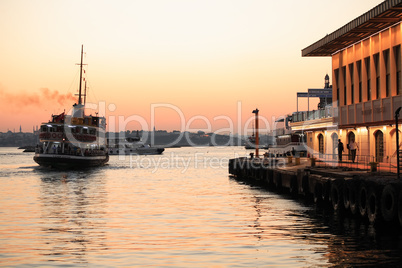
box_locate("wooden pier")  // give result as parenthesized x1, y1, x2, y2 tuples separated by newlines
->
(228, 157, 402, 228)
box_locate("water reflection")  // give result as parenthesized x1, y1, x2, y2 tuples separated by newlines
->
(234, 176, 402, 267)
(39, 170, 108, 264)
(250, 195, 264, 241)
(3, 147, 402, 266)
(311, 209, 402, 267)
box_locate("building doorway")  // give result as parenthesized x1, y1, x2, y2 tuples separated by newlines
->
(318, 133, 324, 157)
(375, 130, 384, 162)
(348, 132, 355, 160)
(390, 129, 400, 166)
(332, 133, 338, 160)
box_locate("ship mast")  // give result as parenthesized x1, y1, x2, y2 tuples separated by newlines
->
(78, 45, 84, 105)
(84, 81, 87, 105)
(72, 45, 86, 119)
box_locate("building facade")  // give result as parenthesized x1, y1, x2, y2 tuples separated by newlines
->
(290, 75, 337, 159)
(302, 0, 402, 164)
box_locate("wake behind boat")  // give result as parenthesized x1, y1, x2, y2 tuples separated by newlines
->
(34, 46, 109, 169)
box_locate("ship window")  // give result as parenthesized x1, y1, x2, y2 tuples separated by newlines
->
(89, 128, 96, 135)
(41, 126, 48, 132)
(82, 128, 88, 134)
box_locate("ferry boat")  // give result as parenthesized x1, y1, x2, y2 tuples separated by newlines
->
(266, 131, 307, 157)
(244, 135, 269, 149)
(108, 135, 165, 155)
(266, 116, 307, 157)
(34, 46, 109, 168)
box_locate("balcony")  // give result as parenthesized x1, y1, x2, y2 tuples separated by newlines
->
(292, 105, 334, 123)
(339, 96, 402, 126)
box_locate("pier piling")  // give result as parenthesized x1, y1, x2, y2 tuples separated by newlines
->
(229, 157, 402, 229)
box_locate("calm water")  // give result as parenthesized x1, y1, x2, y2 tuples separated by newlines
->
(1, 147, 402, 267)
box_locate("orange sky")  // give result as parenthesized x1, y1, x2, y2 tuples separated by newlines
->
(0, 0, 384, 134)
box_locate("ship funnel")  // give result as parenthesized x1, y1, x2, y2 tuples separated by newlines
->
(72, 103, 85, 118)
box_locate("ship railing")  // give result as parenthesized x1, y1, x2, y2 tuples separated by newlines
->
(63, 115, 106, 129)
(267, 142, 304, 149)
(292, 105, 333, 123)
(266, 142, 307, 157)
(36, 146, 106, 156)
(268, 128, 292, 136)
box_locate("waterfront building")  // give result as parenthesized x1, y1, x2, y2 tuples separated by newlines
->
(302, 0, 402, 165)
(289, 75, 337, 159)
(265, 74, 334, 157)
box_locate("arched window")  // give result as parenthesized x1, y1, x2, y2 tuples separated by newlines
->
(332, 133, 339, 159)
(348, 132, 356, 160)
(318, 134, 324, 156)
(375, 131, 384, 162)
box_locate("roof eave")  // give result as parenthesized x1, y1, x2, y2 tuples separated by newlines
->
(302, 0, 402, 57)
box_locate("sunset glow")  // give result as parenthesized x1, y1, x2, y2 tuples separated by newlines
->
(0, 0, 384, 133)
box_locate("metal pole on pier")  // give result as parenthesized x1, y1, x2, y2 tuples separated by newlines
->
(252, 108, 259, 158)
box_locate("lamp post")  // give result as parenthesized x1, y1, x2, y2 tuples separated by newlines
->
(396, 107, 402, 179)
(252, 108, 259, 158)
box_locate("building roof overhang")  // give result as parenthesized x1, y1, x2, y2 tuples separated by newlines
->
(302, 0, 402, 57)
(290, 117, 336, 131)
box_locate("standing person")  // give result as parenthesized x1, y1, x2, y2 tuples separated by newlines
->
(338, 139, 344, 162)
(349, 138, 358, 163)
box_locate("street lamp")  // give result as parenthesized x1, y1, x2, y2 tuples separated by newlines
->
(396, 106, 401, 179)
(252, 108, 259, 158)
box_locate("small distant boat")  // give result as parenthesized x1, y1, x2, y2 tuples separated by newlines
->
(108, 135, 164, 155)
(244, 123, 268, 149)
(33, 46, 109, 168)
(18, 145, 35, 152)
(22, 146, 35, 152)
(244, 135, 268, 149)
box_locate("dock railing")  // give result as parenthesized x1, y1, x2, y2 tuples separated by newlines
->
(311, 153, 398, 174)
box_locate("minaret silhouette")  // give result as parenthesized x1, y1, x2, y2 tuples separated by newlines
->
(324, 74, 330, 88)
